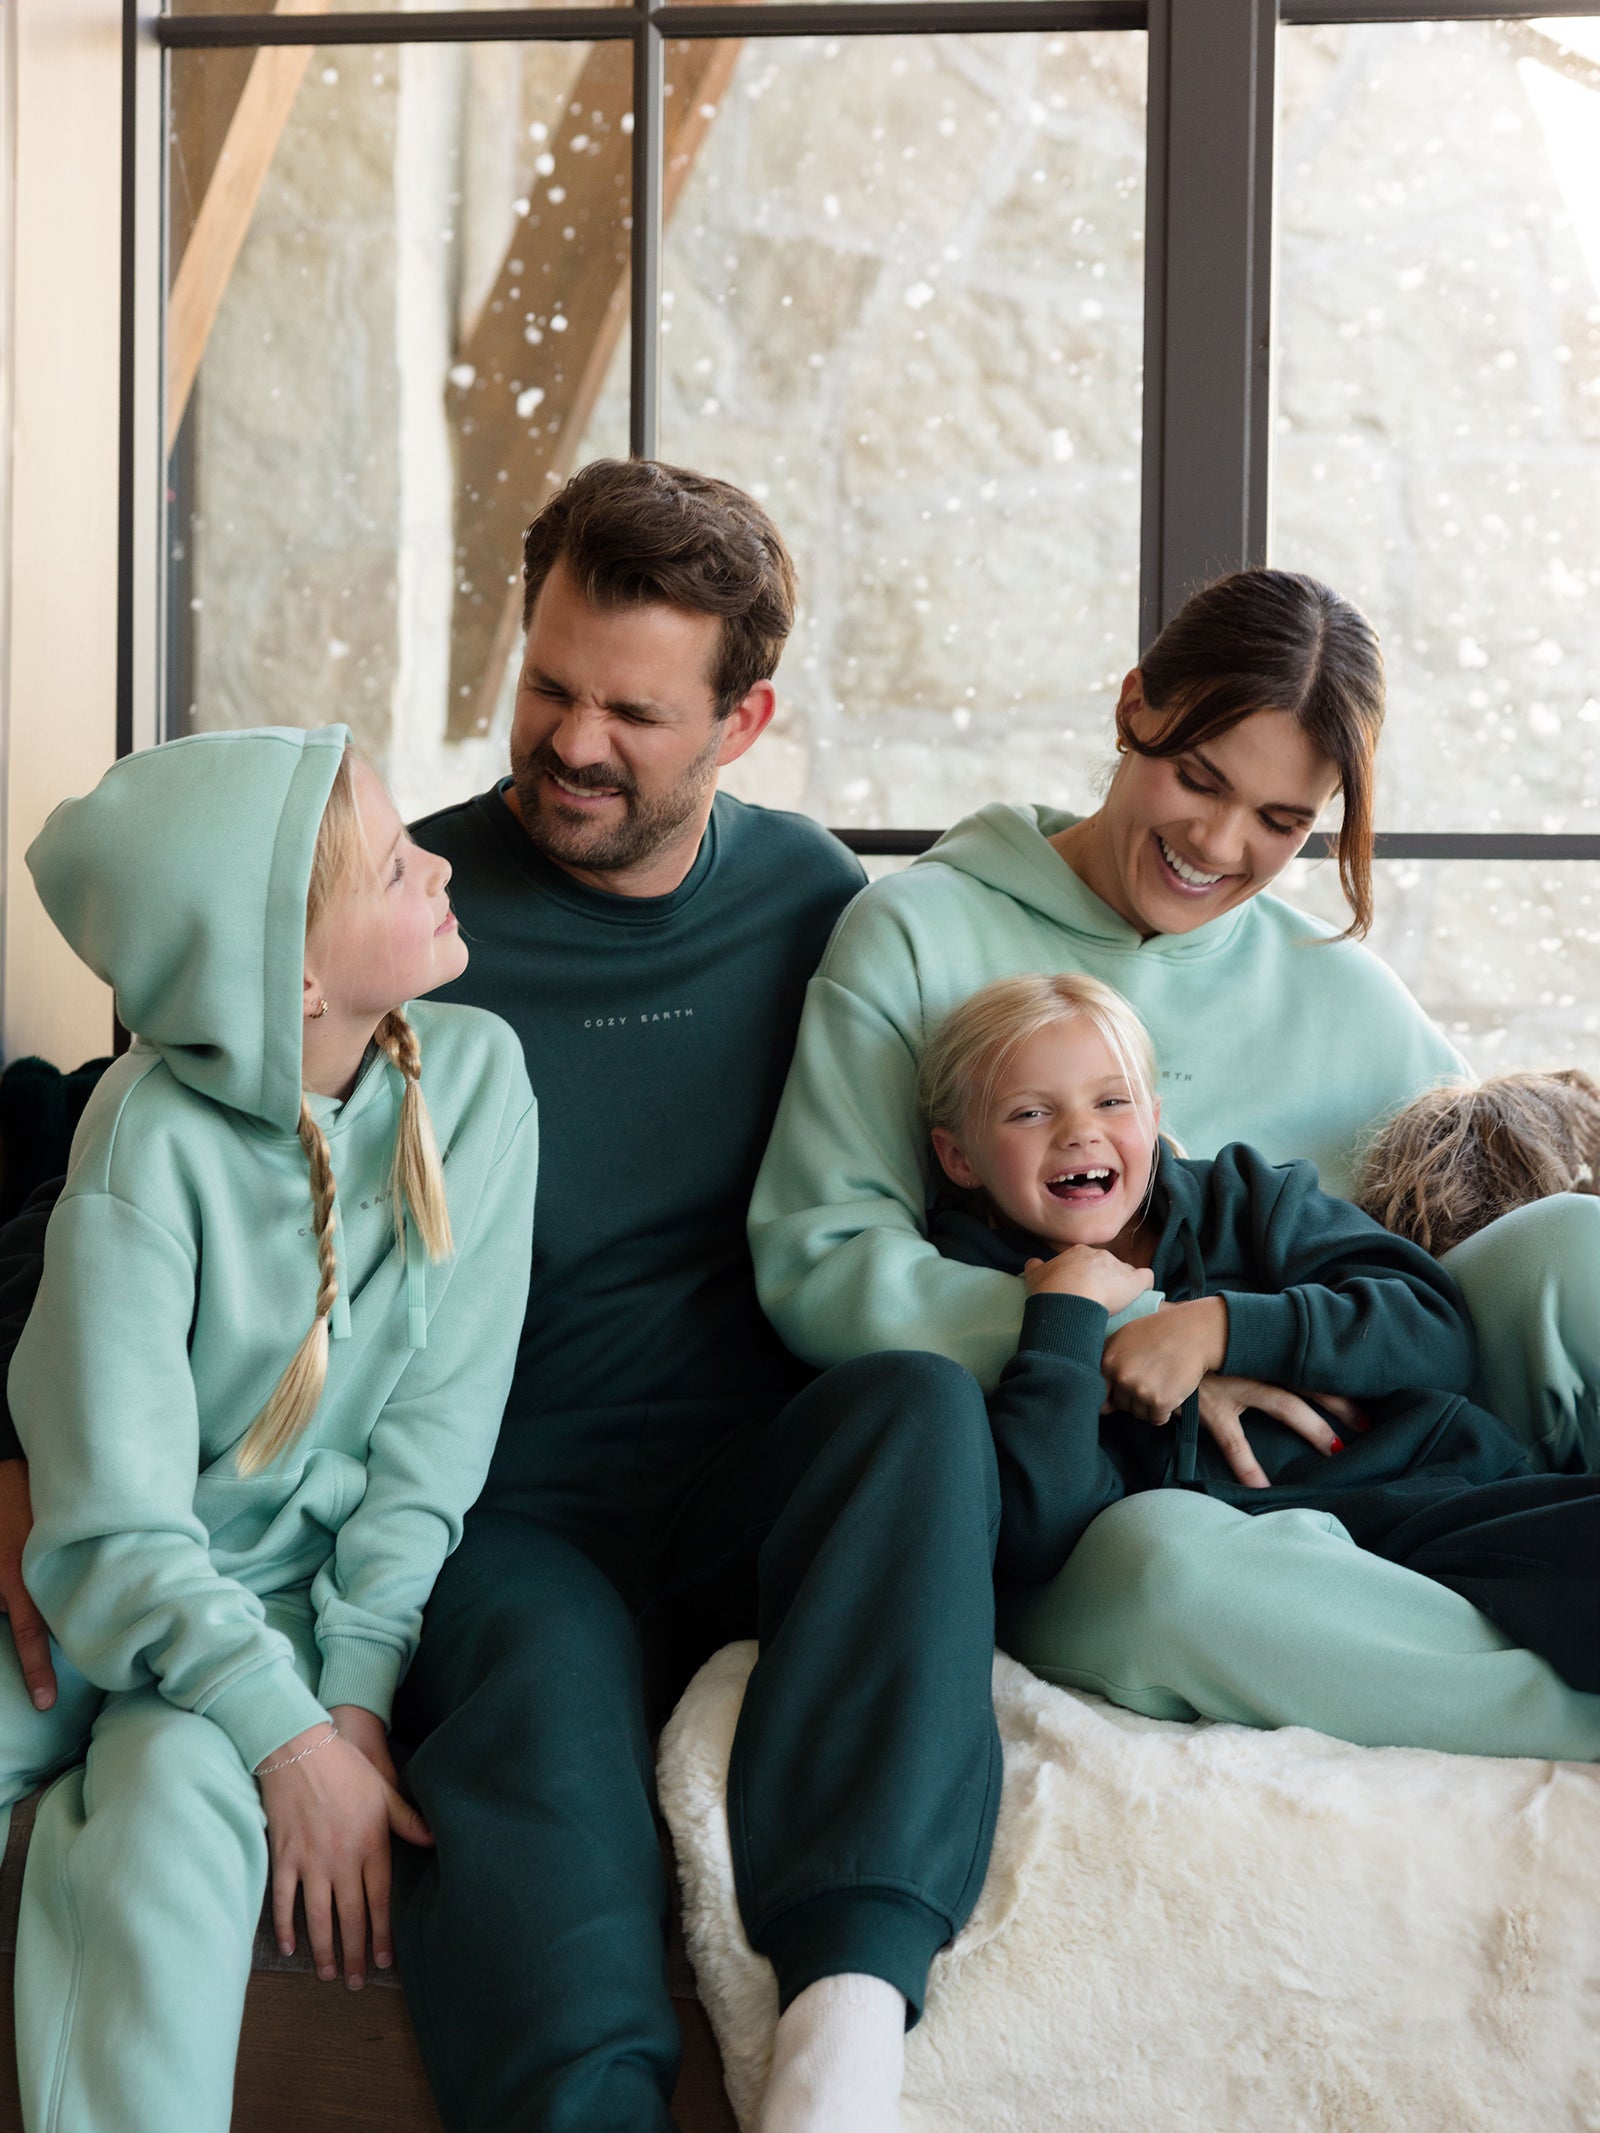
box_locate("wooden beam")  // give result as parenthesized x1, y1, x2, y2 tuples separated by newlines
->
(166, 0, 331, 456)
(445, 34, 747, 739)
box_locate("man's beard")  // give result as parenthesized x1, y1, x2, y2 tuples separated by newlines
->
(509, 729, 723, 876)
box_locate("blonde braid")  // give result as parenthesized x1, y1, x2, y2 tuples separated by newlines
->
(376, 1009, 454, 1262)
(237, 1101, 340, 1474)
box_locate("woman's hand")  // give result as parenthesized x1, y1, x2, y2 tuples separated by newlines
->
(259, 1720, 433, 1989)
(1101, 1297, 1228, 1425)
(1024, 1248, 1154, 1317)
(0, 1459, 55, 1710)
(1194, 1374, 1352, 1488)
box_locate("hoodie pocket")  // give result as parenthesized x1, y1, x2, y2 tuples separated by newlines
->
(198, 1448, 368, 1593)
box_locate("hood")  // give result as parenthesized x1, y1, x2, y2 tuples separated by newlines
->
(915, 802, 1249, 959)
(28, 726, 349, 1134)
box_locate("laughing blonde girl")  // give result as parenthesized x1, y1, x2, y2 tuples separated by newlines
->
(921, 972, 1600, 1714)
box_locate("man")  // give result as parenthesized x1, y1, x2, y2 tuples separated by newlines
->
(387, 461, 1004, 2133)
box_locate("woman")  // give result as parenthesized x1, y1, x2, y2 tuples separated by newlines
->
(750, 569, 1600, 1760)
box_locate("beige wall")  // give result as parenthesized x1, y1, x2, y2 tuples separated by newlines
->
(3, 0, 122, 1068)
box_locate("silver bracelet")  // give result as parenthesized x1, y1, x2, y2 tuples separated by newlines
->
(254, 1723, 340, 1778)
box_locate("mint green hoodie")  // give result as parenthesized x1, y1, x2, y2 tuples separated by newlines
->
(750, 802, 1463, 1390)
(10, 728, 536, 1771)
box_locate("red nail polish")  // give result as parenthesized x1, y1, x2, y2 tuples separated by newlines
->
(1329, 1436, 1344, 1454)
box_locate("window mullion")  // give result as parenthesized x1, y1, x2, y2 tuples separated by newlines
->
(121, 0, 164, 756)
(1140, 0, 1277, 644)
(630, 9, 663, 457)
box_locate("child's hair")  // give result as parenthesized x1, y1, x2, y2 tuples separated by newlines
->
(236, 751, 455, 1476)
(1356, 1070, 1600, 1258)
(918, 971, 1159, 1141)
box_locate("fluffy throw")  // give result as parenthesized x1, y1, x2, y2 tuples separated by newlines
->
(658, 1643, 1600, 2132)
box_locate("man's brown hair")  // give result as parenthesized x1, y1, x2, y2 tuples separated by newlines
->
(521, 459, 797, 716)
(1357, 1070, 1600, 1257)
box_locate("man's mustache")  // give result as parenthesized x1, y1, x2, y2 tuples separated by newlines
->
(526, 744, 639, 801)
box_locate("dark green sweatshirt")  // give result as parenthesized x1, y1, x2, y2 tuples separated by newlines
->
(0, 787, 863, 1487)
(934, 1141, 1533, 1584)
(411, 784, 864, 1493)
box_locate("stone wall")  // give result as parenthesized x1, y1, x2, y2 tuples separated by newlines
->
(179, 19, 1600, 1073)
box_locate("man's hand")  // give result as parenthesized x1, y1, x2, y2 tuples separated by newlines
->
(1195, 1374, 1349, 1489)
(1024, 1247, 1154, 1317)
(0, 1459, 55, 1709)
(1101, 1297, 1228, 1426)
(260, 1720, 433, 1990)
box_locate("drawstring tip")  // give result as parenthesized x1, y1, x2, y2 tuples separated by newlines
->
(407, 1305, 428, 1350)
(330, 1294, 352, 1342)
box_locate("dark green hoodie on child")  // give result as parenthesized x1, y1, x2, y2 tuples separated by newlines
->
(936, 1141, 1600, 1691)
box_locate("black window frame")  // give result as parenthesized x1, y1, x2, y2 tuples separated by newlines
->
(125, 0, 1600, 868)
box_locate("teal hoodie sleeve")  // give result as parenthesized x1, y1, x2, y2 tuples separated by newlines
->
(14, 1190, 330, 1771)
(750, 912, 1027, 1393)
(311, 1082, 537, 1720)
(1213, 1145, 1477, 1398)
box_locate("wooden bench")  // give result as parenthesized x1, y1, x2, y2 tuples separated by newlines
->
(0, 1794, 737, 2132)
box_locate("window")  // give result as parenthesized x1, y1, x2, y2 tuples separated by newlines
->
(132, 0, 1600, 1073)
(1275, 13, 1600, 1070)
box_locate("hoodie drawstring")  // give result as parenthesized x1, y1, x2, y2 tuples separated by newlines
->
(329, 1183, 352, 1342)
(406, 1214, 428, 1350)
(1167, 1221, 1208, 1488)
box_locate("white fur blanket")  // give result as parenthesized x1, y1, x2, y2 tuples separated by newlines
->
(657, 1643, 1600, 2132)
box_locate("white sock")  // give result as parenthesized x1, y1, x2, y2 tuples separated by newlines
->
(755, 1972, 907, 2133)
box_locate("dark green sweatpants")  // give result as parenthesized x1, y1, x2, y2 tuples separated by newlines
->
(392, 1351, 1002, 2133)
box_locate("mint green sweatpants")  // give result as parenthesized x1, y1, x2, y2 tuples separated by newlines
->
(1000, 1198, 1600, 1761)
(2, 1593, 314, 2133)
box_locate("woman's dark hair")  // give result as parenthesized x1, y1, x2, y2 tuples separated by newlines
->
(1124, 569, 1384, 938)
(521, 458, 797, 716)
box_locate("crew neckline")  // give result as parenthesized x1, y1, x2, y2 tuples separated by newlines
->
(472, 780, 719, 924)
(928, 802, 1258, 962)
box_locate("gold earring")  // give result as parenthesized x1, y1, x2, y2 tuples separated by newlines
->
(309, 998, 328, 1021)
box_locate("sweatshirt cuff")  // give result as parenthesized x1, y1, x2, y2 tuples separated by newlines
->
(317, 1635, 405, 1724)
(203, 1660, 332, 1774)
(1220, 1289, 1302, 1386)
(1018, 1291, 1110, 1368)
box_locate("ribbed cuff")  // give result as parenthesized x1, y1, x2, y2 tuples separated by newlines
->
(756, 1888, 953, 2026)
(1219, 1288, 1301, 1385)
(203, 1660, 331, 1774)
(318, 1634, 405, 1723)
(1018, 1291, 1109, 1367)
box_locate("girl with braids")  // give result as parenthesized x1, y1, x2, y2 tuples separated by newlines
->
(0, 725, 535, 2133)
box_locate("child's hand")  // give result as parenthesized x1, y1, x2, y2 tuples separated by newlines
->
(259, 1722, 434, 1990)
(1024, 1248, 1154, 1316)
(1101, 1297, 1228, 1425)
(329, 1702, 401, 1789)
